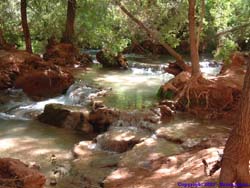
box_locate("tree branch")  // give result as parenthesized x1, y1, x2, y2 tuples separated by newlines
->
(114, 0, 188, 70)
(216, 23, 250, 37)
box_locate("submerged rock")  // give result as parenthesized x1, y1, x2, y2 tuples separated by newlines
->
(155, 127, 185, 144)
(119, 138, 183, 171)
(96, 126, 150, 153)
(0, 158, 45, 188)
(69, 141, 120, 188)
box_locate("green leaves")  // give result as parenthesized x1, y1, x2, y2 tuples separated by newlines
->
(0, 0, 249, 56)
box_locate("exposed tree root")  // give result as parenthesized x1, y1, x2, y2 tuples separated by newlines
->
(161, 67, 243, 120)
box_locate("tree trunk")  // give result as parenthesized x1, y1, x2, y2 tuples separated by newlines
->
(116, 1, 190, 71)
(21, 0, 32, 53)
(61, 0, 76, 43)
(0, 28, 8, 49)
(219, 56, 250, 187)
(188, 0, 201, 76)
(196, 0, 205, 50)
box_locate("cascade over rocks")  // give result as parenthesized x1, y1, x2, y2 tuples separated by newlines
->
(96, 50, 128, 69)
(37, 102, 173, 133)
(0, 158, 45, 188)
(0, 50, 74, 100)
(43, 37, 93, 66)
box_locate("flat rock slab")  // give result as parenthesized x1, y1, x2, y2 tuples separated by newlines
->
(96, 126, 150, 153)
(104, 147, 223, 188)
(119, 138, 183, 171)
(69, 141, 120, 188)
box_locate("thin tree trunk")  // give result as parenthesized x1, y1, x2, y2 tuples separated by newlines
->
(219, 56, 250, 187)
(0, 28, 7, 49)
(196, 0, 205, 50)
(188, 0, 201, 76)
(61, 0, 76, 43)
(21, 0, 32, 53)
(115, 1, 190, 71)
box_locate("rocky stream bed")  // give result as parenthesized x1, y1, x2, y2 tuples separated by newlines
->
(0, 52, 233, 188)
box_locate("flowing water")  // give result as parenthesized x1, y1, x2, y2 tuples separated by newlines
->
(0, 53, 229, 187)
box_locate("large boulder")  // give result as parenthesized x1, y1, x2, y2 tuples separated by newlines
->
(0, 50, 75, 100)
(15, 69, 74, 100)
(37, 103, 93, 133)
(0, 158, 45, 188)
(96, 50, 128, 69)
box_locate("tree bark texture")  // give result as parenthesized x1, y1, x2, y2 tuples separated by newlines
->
(219, 56, 250, 187)
(21, 0, 32, 53)
(188, 0, 201, 76)
(61, 0, 76, 43)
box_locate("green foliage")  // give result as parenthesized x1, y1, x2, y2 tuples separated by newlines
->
(214, 37, 238, 63)
(157, 87, 175, 100)
(207, 0, 250, 60)
(75, 0, 131, 56)
(0, 0, 249, 57)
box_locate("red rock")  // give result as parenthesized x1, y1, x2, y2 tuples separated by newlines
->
(14, 69, 74, 100)
(0, 158, 45, 188)
(44, 41, 92, 66)
(0, 50, 74, 100)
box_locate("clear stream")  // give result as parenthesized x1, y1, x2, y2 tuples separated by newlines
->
(0, 53, 229, 187)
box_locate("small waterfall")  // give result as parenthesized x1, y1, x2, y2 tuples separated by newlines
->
(0, 81, 102, 120)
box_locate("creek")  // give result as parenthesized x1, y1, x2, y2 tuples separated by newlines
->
(0, 53, 229, 187)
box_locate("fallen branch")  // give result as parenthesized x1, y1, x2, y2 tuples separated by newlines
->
(114, 0, 190, 71)
(216, 22, 250, 37)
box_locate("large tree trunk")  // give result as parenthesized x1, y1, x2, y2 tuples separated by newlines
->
(116, 1, 189, 71)
(188, 0, 201, 76)
(196, 0, 205, 50)
(21, 0, 32, 53)
(219, 56, 250, 187)
(61, 0, 76, 43)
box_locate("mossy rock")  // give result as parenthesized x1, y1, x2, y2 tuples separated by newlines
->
(157, 86, 175, 100)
